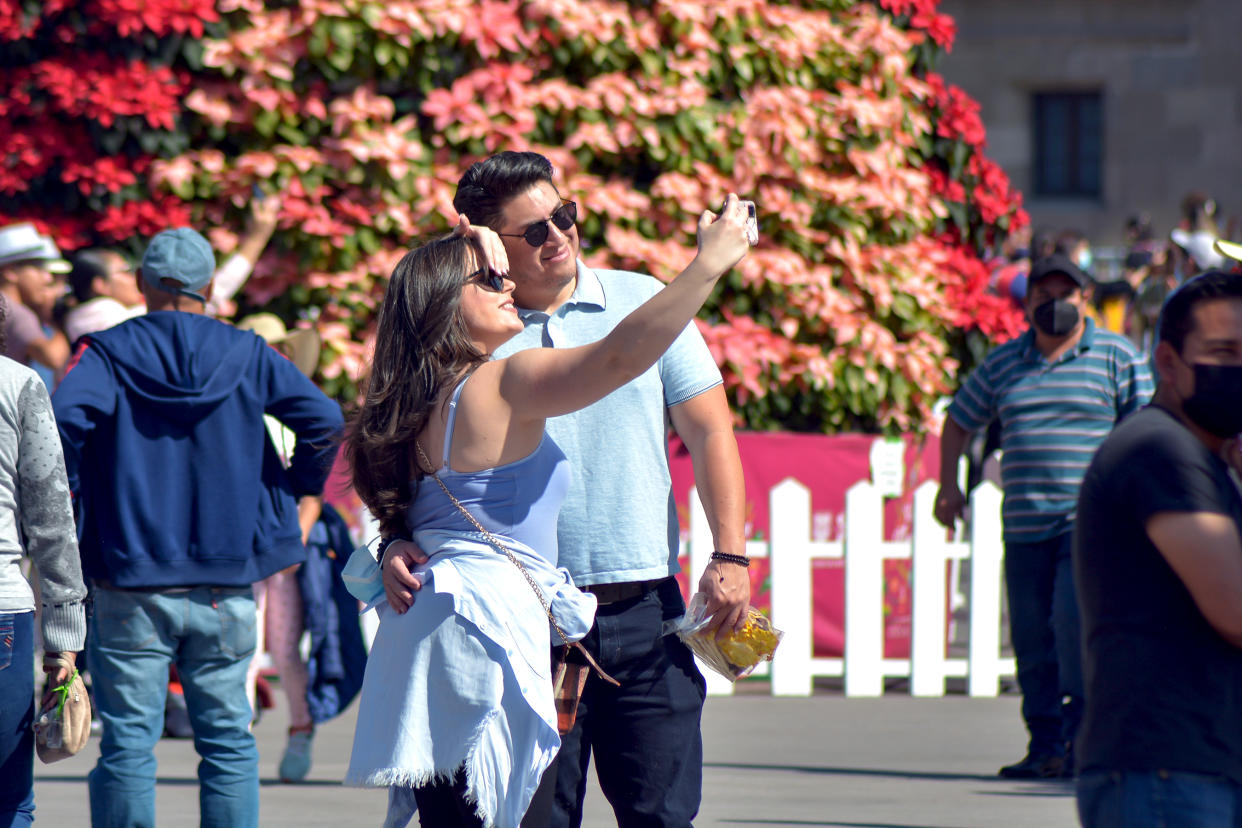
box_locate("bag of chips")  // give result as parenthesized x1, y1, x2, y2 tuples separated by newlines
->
(667, 592, 783, 681)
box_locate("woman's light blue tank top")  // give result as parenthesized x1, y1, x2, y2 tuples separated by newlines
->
(406, 375, 571, 563)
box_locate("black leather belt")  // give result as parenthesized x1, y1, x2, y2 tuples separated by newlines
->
(584, 577, 670, 605)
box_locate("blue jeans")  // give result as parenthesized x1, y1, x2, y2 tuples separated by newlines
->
(1078, 770, 1242, 827)
(87, 587, 259, 828)
(1004, 531, 1083, 757)
(0, 611, 35, 827)
(551, 578, 706, 828)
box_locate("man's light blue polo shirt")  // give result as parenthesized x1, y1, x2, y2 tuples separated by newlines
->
(947, 318, 1153, 544)
(493, 261, 722, 586)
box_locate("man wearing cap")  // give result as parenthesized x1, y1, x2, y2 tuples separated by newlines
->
(934, 254, 1153, 779)
(0, 223, 72, 375)
(52, 227, 343, 827)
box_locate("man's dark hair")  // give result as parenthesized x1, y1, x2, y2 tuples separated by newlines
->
(68, 249, 120, 303)
(1157, 270, 1242, 353)
(452, 151, 557, 230)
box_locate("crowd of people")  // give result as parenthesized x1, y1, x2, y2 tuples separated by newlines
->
(985, 190, 1241, 357)
(0, 196, 280, 390)
(0, 150, 753, 828)
(3, 154, 1242, 828)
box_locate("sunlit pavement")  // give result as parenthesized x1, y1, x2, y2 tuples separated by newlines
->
(34, 683, 1076, 827)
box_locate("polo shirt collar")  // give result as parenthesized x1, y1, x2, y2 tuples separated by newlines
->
(1020, 316, 1097, 362)
(515, 259, 604, 320)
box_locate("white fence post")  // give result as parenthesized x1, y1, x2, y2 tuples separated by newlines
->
(910, 481, 950, 696)
(676, 474, 1009, 698)
(843, 481, 884, 697)
(968, 481, 1012, 696)
(769, 478, 814, 697)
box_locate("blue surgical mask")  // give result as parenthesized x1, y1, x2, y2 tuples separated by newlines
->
(1076, 249, 1093, 273)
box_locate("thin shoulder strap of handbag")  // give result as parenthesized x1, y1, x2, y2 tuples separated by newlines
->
(413, 440, 619, 687)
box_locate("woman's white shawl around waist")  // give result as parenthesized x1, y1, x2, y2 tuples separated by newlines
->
(346, 529, 596, 828)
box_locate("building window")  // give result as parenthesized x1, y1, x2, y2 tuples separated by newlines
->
(1032, 91, 1102, 199)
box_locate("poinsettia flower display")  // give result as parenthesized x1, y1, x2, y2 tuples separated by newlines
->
(0, 0, 1024, 432)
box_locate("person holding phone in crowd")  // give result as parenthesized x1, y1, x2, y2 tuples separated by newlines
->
(380, 152, 751, 827)
(347, 189, 751, 827)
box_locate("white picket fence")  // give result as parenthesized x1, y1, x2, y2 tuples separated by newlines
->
(683, 479, 1015, 698)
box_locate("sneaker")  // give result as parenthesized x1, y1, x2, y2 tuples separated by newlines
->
(279, 728, 314, 783)
(998, 751, 1065, 779)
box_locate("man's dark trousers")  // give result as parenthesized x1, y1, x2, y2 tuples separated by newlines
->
(551, 577, 704, 828)
(1005, 530, 1084, 759)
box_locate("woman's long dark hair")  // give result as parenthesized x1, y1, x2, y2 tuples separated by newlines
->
(346, 235, 489, 537)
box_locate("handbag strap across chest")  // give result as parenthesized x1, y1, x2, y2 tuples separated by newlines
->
(415, 440, 618, 687)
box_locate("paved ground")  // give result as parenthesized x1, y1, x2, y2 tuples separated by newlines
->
(33, 681, 1077, 827)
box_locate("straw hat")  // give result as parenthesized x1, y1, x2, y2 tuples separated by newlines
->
(0, 223, 71, 273)
(238, 313, 321, 378)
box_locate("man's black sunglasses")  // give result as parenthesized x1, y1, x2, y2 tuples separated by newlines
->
(466, 266, 506, 292)
(497, 200, 577, 247)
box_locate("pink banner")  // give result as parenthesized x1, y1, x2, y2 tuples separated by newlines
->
(668, 431, 942, 658)
(327, 431, 943, 659)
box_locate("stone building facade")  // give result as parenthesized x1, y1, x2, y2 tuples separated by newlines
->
(938, 0, 1242, 248)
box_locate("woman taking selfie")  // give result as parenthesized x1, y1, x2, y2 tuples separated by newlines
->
(345, 196, 751, 828)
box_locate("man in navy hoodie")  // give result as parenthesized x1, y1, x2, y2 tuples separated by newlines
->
(53, 227, 343, 828)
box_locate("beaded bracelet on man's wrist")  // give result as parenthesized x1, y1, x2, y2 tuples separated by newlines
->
(709, 550, 751, 568)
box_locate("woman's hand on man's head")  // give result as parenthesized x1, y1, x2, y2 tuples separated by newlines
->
(452, 215, 511, 277)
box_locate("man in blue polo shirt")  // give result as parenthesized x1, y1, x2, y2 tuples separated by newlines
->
(934, 253, 1152, 779)
(382, 151, 749, 827)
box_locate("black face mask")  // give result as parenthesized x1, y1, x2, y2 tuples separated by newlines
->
(1032, 298, 1080, 337)
(1182, 362, 1242, 438)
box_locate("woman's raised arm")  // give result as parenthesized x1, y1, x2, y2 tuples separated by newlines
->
(495, 195, 751, 423)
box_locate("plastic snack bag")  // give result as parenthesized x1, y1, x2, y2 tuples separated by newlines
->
(33, 661, 91, 763)
(666, 593, 783, 681)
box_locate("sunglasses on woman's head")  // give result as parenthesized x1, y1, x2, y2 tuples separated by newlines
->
(466, 266, 506, 292)
(497, 200, 577, 248)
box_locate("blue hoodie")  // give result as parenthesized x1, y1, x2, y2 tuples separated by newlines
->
(53, 311, 344, 588)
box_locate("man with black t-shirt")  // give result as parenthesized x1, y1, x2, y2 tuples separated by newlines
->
(1075, 270, 1242, 826)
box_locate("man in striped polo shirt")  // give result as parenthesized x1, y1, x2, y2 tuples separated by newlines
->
(934, 253, 1153, 779)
